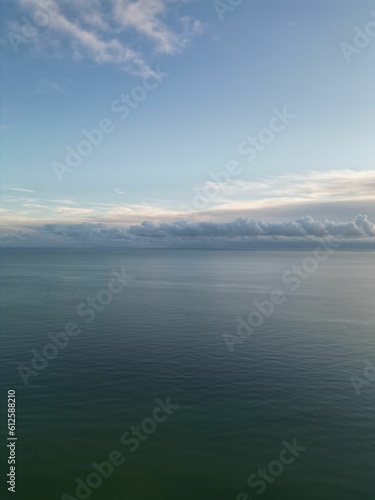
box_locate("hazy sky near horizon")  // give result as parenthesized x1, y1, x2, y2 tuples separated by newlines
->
(1, 0, 375, 246)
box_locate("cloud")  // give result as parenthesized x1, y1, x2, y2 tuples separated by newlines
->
(47, 198, 77, 205)
(2, 196, 38, 204)
(176, 169, 375, 222)
(11, 0, 203, 75)
(1, 169, 375, 232)
(202, 169, 375, 202)
(34, 78, 66, 95)
(113, 0, 203, 54)
(4, 187, 35, 193)
(1, 214, 375, 248)
(126, 214, 375, 239)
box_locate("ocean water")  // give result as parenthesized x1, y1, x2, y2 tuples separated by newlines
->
(1, 248, 374, 500)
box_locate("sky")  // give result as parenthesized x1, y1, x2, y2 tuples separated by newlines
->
(1, 0, 375, 247)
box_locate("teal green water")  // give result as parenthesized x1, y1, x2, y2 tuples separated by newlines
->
(1, 249, 374, 499)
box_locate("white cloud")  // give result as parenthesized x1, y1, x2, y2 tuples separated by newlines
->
(113, 0, 203, 54)
(47, 198, 77, 205)
(202, 169, 375, 202)
(4, 187, 35, 193)
(12, 0, 203, 75)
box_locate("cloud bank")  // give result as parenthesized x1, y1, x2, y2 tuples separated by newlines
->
(1, 214, 375, 248)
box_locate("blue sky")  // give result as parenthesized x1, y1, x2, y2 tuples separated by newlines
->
(1, 0, 375, 246)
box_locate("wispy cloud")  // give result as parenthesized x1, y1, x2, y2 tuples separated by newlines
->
(55, 206, 96, 217)
(1, 169, 375, 229)
(2, 196, 38, 203)
(34, 78, 66, 95)
(201, 169, 375, 203)
(113, 0, 203, 54)
(173, 168, 375, 221)
(11, 0, 203, 75)
(3, 187, 35, 193)
(47, 199, 77, 206)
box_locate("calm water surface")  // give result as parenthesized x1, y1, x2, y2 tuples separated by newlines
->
(1, 249, 374, 499)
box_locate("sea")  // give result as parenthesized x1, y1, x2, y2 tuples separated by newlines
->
(1, 248, 374, 500)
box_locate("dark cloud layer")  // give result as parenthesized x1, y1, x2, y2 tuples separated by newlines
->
(1, 214, 375, 248)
